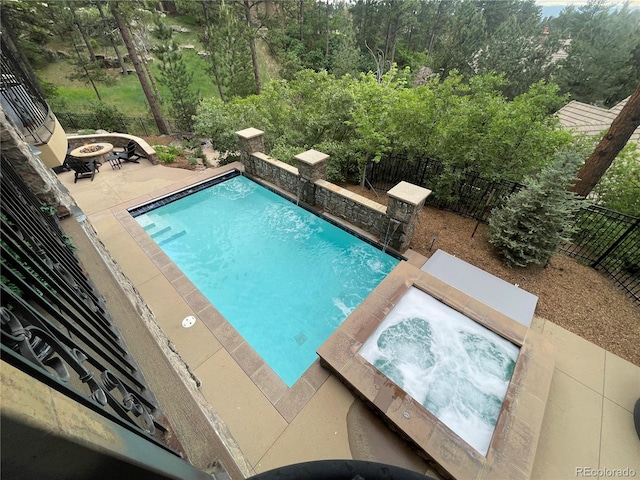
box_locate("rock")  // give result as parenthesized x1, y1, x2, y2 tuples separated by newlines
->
(414, 67, 436, 86)
(102, 58, 119, 68)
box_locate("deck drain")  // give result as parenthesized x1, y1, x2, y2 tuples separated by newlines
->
(182, 316, 196, 328)
(294, 332, 308, 346)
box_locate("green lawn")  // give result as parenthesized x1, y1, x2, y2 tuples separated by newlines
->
(37, 18, 280, 121)
(39, 51, 220, 118)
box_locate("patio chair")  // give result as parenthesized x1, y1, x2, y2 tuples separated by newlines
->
(108, 141, 142, 164)
(105, 153, 122, 170)
(66, 156, 99, 183)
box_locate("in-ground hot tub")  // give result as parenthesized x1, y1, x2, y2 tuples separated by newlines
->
(318, 259, 555, 480)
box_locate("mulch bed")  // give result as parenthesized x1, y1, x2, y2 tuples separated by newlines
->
(342, 184, 640, 366)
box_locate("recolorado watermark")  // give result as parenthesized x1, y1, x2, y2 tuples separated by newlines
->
(576, 467, 637, 478)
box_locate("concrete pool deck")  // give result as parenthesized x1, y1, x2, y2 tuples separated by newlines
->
(57, 160, 640, 479)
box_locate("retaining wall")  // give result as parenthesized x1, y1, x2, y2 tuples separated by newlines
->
(236, 128, 431, 252)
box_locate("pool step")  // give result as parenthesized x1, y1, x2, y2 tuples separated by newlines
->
(142, 213, 170, 237)
(138, 216, 156, 231)
(138, 214, 186, 246)
(150, 225, 172, 239)
(157, 230, 187, 247)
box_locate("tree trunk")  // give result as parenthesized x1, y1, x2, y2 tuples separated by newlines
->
(243, 0, 262, 94)
(299, 0, 304, 42)
(110, 3, 169, 135)
(384, 20, 391, 62)
(132, 23, 162, 102)
(428, 0, 445, 57)
(70, 6, 97, 62)
(46, 6, 69, 51)
(389, 18, 398, 67)
(96, 1, 128, 75)
(71, 35, 102, 101)
(159, 1, 178, 14)
(325, 0, 330, 61)
(0, 22, 46, 99)
(200, 2, 227, 103)
(210, 58, 227, 103)
(570, 82, 640, 197)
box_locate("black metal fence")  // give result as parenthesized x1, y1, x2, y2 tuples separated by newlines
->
(365, 154, 524, 222)
(561, 205, 639, 305)
(56, 112, 181, 137)
(0, 157, 178, 452)
(1, 37, 57, 144)
(366, 154, 639, 306)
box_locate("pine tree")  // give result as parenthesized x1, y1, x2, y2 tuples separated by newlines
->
(488, 151, 582, 267)
(154, 20, 200, 133)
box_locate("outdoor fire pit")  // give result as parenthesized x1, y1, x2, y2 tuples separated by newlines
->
(70, 142, 114, 164)
(78, 144, 105, 154)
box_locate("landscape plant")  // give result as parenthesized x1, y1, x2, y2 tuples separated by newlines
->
(154, 145, 182, 164)
(91, 101, 128, 133)
(591, 146, 640, 217)
(194, 68, 577, 191)
(488, 151, 583, 267)
(9, 0, 634, 213)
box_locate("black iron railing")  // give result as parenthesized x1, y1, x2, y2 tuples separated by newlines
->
(366, 155, 639, 305)
(0, 40, 56, 144)
(0, 157, 177, 452)
(55, 112, 181, 137)
(561, 204, 639, 305)
(365, 154, 524, 222)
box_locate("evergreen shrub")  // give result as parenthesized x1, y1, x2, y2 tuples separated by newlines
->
(488, 151, 583, 267)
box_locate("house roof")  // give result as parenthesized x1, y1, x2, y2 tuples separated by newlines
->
(556, 97, 640, 144)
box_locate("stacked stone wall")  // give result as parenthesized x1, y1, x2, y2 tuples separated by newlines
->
(314, 180, 388, 239)
(251, 152, 298, 194)
(236, 128, 430, 252)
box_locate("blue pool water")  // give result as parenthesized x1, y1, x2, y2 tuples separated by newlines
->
(134, 175, 399, 386)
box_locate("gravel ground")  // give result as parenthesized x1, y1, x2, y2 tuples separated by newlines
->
(342, 184, 640, 366)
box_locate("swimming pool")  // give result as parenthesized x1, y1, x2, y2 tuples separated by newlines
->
(132, 174, 399, 386)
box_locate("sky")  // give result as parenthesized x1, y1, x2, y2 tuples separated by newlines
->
(535, 0, 640, 4)
(536, 0, 640, 18)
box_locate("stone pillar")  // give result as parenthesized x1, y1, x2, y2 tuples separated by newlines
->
(295, 149, 328, 206)
(385, 181, 431, 252)
(235, 128, 264, 175)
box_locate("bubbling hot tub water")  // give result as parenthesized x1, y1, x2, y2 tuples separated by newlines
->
(359, 287, 520, 455)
